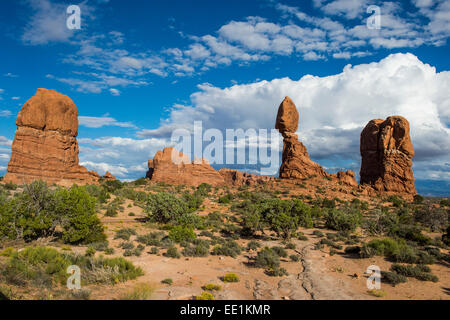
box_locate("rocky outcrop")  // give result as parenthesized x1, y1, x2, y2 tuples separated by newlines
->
(276, 97, 358, 186)
(4, 88, 99, 186)
(146, 147, 226, 186)
(360, 116, 416, 194)
(102, 171, 116, 181)
(218, 168, 274, 186)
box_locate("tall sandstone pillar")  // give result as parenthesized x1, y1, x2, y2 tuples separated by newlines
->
(4, 88, 99, 186)
(360, 116, 416, 194)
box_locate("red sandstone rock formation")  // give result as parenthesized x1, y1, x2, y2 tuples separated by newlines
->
(218, 168, 274, 186)
(360, 116, 416, 194)
(102, 171, 116, 181)
(146, 147, 274, 187)
(146, 147, 226, 186)
(4, 88, 99, 186)
(276, 97, 358, 187)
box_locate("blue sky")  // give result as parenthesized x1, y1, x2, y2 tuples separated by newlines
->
(0, 0, 449, 195)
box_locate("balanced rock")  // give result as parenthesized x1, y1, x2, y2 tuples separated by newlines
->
(4, 88, 99, 186)
(360, 116, 416, 193)
(276, 97, 357, 186)
(275, 96, 299, 137)
(146, 147, 226, 186)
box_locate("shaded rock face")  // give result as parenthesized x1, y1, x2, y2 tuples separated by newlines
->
(276, 96, 358, 186)
(360, 116, 416, 194)
(4, 89, 99, 186)
(146, 147, 226, 186)
(218, 168, 274, 186)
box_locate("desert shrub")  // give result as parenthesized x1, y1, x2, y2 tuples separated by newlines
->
(414, 206, 448, 232)
(413, 194, 424, 204)
(290, 254, 300, 262)
(254, 247, 280, 269)
(390, 263, 437, 282)
(85, 185, 110, 204)
(285, 243, 296, 250)
(161, 278, 173, 285)
(56, 185, 106, 244)
(367, 289, 386, 298)
(104, 203, 119, 217)
(386, 196, 403, 208)
(132, 178, 147, 186)
(149, 247, 159, 255)
(223, 273, 240, 283)
(0, 247, 143, 287)
(182, 192, 204, 212)
(325, 208, 361, 232)
(145, 192, 188, 224)
(265, 267, 288, 277)
(271, 246, 288, 258)
(320, 238, 343, 250)
(211, 240, 242, 258)
(136, 232, 165, 246)
(119, 242, 135, 250)
(195, 292, 215, 300)
(247, 240, 261, 251)
(298, 234, 308, 241)
(344, 246, 361, 254)
(114, 228, 137, 241)
(102, 180, 124, 192)
(218, 193, 233, 204)
(312, 230, 324, 237)
(389, 224, 432, 245)
(177, 213, 205, 229)
(321, 198, 336, 208)
(164, 246, 181, 259)
(181, 241, 210, 257)
(168, 225, 196, 243)
(381, 271, 407, 286)
(203, 283, 222, 291)
(120, 283, 154, 300)
(4, 182, 17, 191)
(360, 238, 400, 258)
(362, 210, 399, 235)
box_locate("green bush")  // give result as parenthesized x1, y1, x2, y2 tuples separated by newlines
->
(247, 240, 261, 251)
(381, 271, 407, 286)
(290, 254, 300, 262)
(168, 225, 196, 243)
(0, 247, 143, 287)
(413, 194, 424, 204)
(161, 278, 173, 285)
(164, 246, 181, 259)
(114, 228, 137, 241)
(223, 273, 240, 283)
(182, 242, 210, 257)
(0, 182, 106, 244)
(443, 226, 450, 246)
(271, 246, 288, 258)
(325, 208, 361, 232)
(390, 263, 437, 282)
(145, 192, 188, 224)
(195, 291, 215, 300)
(414, 207, 448, 232)
(254, 247, 280, 269)
(212, 240, 242, 258)
(56, 186, 106, 244)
